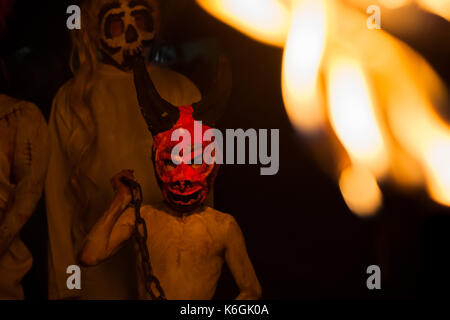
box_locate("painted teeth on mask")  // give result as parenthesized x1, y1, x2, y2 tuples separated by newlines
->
(170, 190, 201, 204)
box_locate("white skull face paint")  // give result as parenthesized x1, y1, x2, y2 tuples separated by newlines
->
(100, 0, 157, 70)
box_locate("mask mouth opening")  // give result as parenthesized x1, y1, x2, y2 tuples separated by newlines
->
(168, 189, 203, 206)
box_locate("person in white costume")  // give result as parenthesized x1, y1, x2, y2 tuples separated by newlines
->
(0, 94, 49, 300)
(46, 0, 202, 299)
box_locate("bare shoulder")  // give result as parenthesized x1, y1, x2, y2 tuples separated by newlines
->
(140, 204, 164, 222)
(200, 208, 246, 250)
(201, 207, 241, 234)
(140, 204, 157, 217)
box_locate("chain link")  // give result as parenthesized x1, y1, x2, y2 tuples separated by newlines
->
(124, 179, 166, 300)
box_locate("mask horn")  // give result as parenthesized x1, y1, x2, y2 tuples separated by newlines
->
(193, 55, 232, 127)
(133, 56, 179, 136)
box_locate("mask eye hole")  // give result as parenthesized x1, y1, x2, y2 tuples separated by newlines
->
(164, 159, 177, 168)
(190, 154, 204, 169)
(191, 164, 202, 169)
(133, 9, 154, 33)
(105, 14, 125, 38)
(161, 156, 178, 172)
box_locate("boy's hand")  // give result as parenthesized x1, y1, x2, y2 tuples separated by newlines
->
(111, 170, 138, 206)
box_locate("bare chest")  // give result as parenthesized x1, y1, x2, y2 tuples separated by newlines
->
(146, 214, 225, 269)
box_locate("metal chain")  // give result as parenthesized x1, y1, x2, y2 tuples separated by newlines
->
(123, 179, 167, 300)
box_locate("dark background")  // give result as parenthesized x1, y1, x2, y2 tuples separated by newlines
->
(1, 0, 449, 299)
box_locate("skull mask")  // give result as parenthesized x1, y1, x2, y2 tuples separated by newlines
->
(132, 56, 232, 212)
(99, 0, 157, 70)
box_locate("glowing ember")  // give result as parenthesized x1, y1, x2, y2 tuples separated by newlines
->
(196, 0, 450, 215)
(339, 165, 383, 217)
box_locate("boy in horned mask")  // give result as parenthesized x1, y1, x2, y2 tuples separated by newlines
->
(47, 0, 202, 299)
(79, 57, 261, 300)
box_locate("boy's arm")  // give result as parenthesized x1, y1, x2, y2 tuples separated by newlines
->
(79, 170, 137, 266)
(224, 216, 262, 300)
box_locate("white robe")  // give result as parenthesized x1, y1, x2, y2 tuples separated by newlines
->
(0, 94, 49, 299)
(46, 63, 202, 299)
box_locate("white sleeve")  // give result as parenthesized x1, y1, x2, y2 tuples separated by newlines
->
(45, 84, 82, 299)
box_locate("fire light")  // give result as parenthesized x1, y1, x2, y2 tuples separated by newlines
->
(195, 0, 450, 216)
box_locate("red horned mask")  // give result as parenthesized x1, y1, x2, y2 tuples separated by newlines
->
(133, 56, 231, 212)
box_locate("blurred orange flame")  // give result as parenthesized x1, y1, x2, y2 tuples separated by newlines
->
(348, 0, 449, 21)
(282, 0, 328, 133)
(195, 0, 290, 47)
(195, 0, 450, 216)
(326, 56, 389, 179)
(339, 165, 383, 217)
(418, 0, 450, 21)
